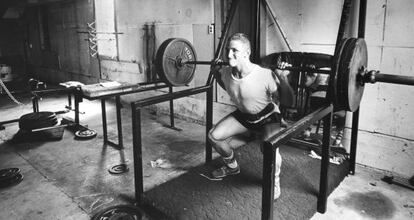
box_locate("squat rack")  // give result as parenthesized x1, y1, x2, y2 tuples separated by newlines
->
(129, 0, 364, 220)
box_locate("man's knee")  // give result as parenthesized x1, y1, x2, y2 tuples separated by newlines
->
(208, 129, 225, 146)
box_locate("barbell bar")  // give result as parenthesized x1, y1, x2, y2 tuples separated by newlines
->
(155, 37, 414, 112)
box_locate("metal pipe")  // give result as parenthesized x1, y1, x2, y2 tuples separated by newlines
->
(206, 86, 213, 163)
(334, 0, 353, 53)
(370, 73, 414, 86)
(184, 60, 229, 66)
(264, 104, 334, 146)
(207, 0, 240, 85)
(131, 105, 144, 204)
(264, 0, 293, 52)
(317, 110, 333, 213)
(254, 0, 261, 63)
(116, 96, 124, 149)
(169, 86, 175, 128)
(101, 99, 108, 143)
(261, 141, 276, 220)
(350, 108, 359, 175)
(186, 60, 330, 74)
(358, 0, 367, 38)
(350, 0, 367, 176)
(132, 85, 212, 108)
(282, 67, 331, 74)
(214, 0, 239, 61)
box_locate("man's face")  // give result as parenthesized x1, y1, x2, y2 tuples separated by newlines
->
(227, 40, 250, 67)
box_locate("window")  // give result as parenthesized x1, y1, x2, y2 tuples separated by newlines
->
(94, 0, 117, 59)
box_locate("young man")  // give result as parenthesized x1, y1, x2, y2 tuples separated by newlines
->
(208, 33, 294, 199)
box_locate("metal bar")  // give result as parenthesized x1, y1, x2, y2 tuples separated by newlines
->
(76, 31, 124, 34)
(32, 96, 39, 112)
(116, 96, 124, 148)
(131, 105, 144, 204)
(31, 123, 74, 132)
(261, 141, 276, 220)
(206, 86, 213, 162)
(0, 118, 20, 125)
(358, 0, 367, 38)
(113, 0, 120, 61)
(31, 87, 74, 96)
(105, 140, 122, 149)
(350, 108, 359, 175)
(265, 105, 334, 146)
(132, 85, 212, 108)
(184, 60, 229, 66)
(349, 0, 367, 176)
(281, 67, 331, 75)
(264, 0, 293, 52)
(254, 0, 261, 63)
(317, 110, 333, 213)
(169, 87, 175, 128)
(373, 73, 414, 86)
(82, 83, 169, 100)
(185, 61, 213, 65)
(67, 93, 72, 109)
(207, 0, 240, 85)
(214, 0, 239, 61)
(101, 99, 108, 143)
(74, 93, 80, 125)
(334, 0, 353, 53)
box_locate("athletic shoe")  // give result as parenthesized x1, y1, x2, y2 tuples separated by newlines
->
(211, 165, 240, 179)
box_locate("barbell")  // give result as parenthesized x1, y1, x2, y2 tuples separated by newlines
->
(155, 37, 414, 112)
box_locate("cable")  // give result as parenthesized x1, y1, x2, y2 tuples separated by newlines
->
(0, 78, 23, 105)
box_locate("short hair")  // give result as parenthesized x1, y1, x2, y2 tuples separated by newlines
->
(229, 33, 251, 51)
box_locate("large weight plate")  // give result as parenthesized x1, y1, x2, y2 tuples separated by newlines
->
(339, 38, 367, 112)
(330, 38, 353, 111)
(155, 38, 197, 86)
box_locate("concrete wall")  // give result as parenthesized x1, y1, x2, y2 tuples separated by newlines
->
(264, 0, 413, 177)
(110, 0, 215, 119)
(0, 18, 26, 78)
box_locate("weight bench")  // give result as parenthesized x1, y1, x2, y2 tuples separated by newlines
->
(71, 81, 174, 149)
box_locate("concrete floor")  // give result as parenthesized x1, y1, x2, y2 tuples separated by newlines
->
(0, 92, 413, 220)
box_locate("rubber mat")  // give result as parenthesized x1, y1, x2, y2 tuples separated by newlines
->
(143, 143, 349, 220)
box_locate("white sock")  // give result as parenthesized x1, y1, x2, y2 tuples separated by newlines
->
(227, 160, 238, 169)
(223, 151, 238, 169)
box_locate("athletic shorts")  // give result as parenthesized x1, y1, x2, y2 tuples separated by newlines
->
(232, 103, 281, 131)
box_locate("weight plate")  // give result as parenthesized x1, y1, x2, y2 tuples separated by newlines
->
(330, 37, 353, 111)
(336, 38, 357, 111)
(155, 38, 197, 86)
(92, 205, 145, 220)
(337, 38, 367, 112)
(346, 38, 367, 112)
(0, 173, 23, 188)
(108, 164, 129, 175)
(75, 129, 97, 139)
(0, 168, 20, 182)
(19, 112, 58, 130)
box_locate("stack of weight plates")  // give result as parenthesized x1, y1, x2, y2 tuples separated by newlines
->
(14, 111, 64, 141)
(19, 111, 58, 131)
